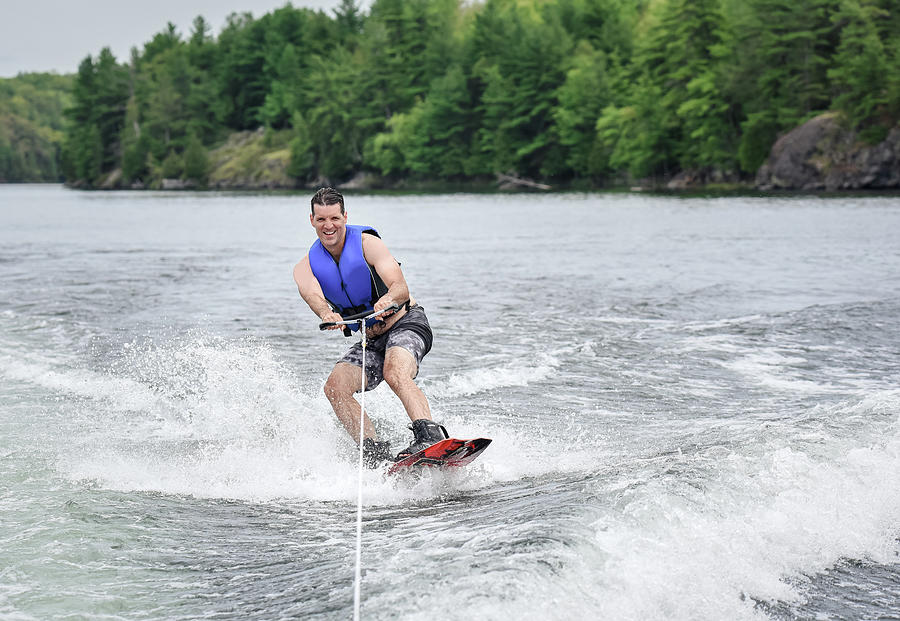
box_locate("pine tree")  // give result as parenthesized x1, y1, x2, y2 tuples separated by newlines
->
(468, 1, 572, 178)
(408, 65, 472, 178)
(365, 108, 421, 176)
(334, 0, 364, 43)
(303, 48, 365, 180)
(595, 77, 668, 179)
(216, 13, 269, 129)
(182, 132, 208, 184)
(637, 0, 735, 172)
(357, 0, 459, 130)
(61, 53, 127, 184)
(287, 111, 316, 181)
(553, 42, 612, 178)
(730, 0, 841, 170)
(259, 43, 303, 129)
(160, 149, 183, 179)
(828, 0, 891, 141)
(185, 16, 220, 145)
(93, 48, 130, 171)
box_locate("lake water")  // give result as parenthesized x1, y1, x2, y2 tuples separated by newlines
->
(1, 184, 899, 620)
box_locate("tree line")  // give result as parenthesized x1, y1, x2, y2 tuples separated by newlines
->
(1, 73, 72, 182)
(54, 0, 900, 188)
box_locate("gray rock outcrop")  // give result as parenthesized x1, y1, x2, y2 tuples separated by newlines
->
(756, 113, 900, 190)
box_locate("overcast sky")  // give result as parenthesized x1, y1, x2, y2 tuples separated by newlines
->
(0, 0, 346, 78)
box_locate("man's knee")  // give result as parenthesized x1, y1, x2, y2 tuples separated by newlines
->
(323, 376, 343, 401)
(324, 366, 358, 401)
(383, 358, 415, 390)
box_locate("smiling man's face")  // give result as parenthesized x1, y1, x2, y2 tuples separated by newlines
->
(310, 201, 348, 257)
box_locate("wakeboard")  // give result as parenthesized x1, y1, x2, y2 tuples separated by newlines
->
(387, 437, 492, 475)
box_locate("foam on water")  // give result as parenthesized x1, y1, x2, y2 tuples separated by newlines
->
(0, 349, 159, 412)
(543, 392, 900, 621)
(0, 577, 37, 621)
(723, 348, 845, 395)
(421, 352, 559, 399)
(392, 396, 900, 621)
(1, 332, 565, 505)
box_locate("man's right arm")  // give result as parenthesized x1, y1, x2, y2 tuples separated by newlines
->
(293, 257, 342, 327)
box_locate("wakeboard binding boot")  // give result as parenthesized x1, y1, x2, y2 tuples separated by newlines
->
(362, 438, 392, 469)
(395, 419, 448, 460)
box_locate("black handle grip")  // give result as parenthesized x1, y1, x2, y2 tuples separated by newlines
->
(318, 303, 402, 331)
(343, 303, 400, 322)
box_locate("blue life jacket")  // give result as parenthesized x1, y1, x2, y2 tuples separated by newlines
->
(308, 224, 388, 331)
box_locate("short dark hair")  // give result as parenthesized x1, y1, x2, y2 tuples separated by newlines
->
(311, 187, 345, 215)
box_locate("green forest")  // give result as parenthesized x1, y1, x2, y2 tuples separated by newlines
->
(6, 0, 900, 188)
(0, 73, 72, 182)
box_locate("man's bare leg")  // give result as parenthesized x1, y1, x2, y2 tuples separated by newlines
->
(382, 346, 431, 422)
(323, 362, 377, 441)
(384, 346, 445, 459)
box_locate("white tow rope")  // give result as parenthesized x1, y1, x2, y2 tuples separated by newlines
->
(353, 319, 366, 621)
(319, 304, 399, 620)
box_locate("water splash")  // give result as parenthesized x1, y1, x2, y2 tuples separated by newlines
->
(15, 333, 566, 504)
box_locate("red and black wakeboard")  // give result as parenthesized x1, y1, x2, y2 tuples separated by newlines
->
(387, 437, 491, 475)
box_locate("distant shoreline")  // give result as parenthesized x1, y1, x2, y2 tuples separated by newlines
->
(6, 181, 900, 200)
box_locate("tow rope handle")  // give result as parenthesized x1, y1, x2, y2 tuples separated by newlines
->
(318, 303, 402, 331)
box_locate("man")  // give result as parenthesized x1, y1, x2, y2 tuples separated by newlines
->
(293, 187, 448, 467)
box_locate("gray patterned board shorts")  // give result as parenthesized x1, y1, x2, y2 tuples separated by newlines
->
(338, 305, 433, 392)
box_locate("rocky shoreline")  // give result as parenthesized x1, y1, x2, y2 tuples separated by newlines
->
(755, 113, 900, 191)
(70, 116, 900, 193)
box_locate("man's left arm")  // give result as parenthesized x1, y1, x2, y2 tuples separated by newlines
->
(362, 234, 409, 313)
